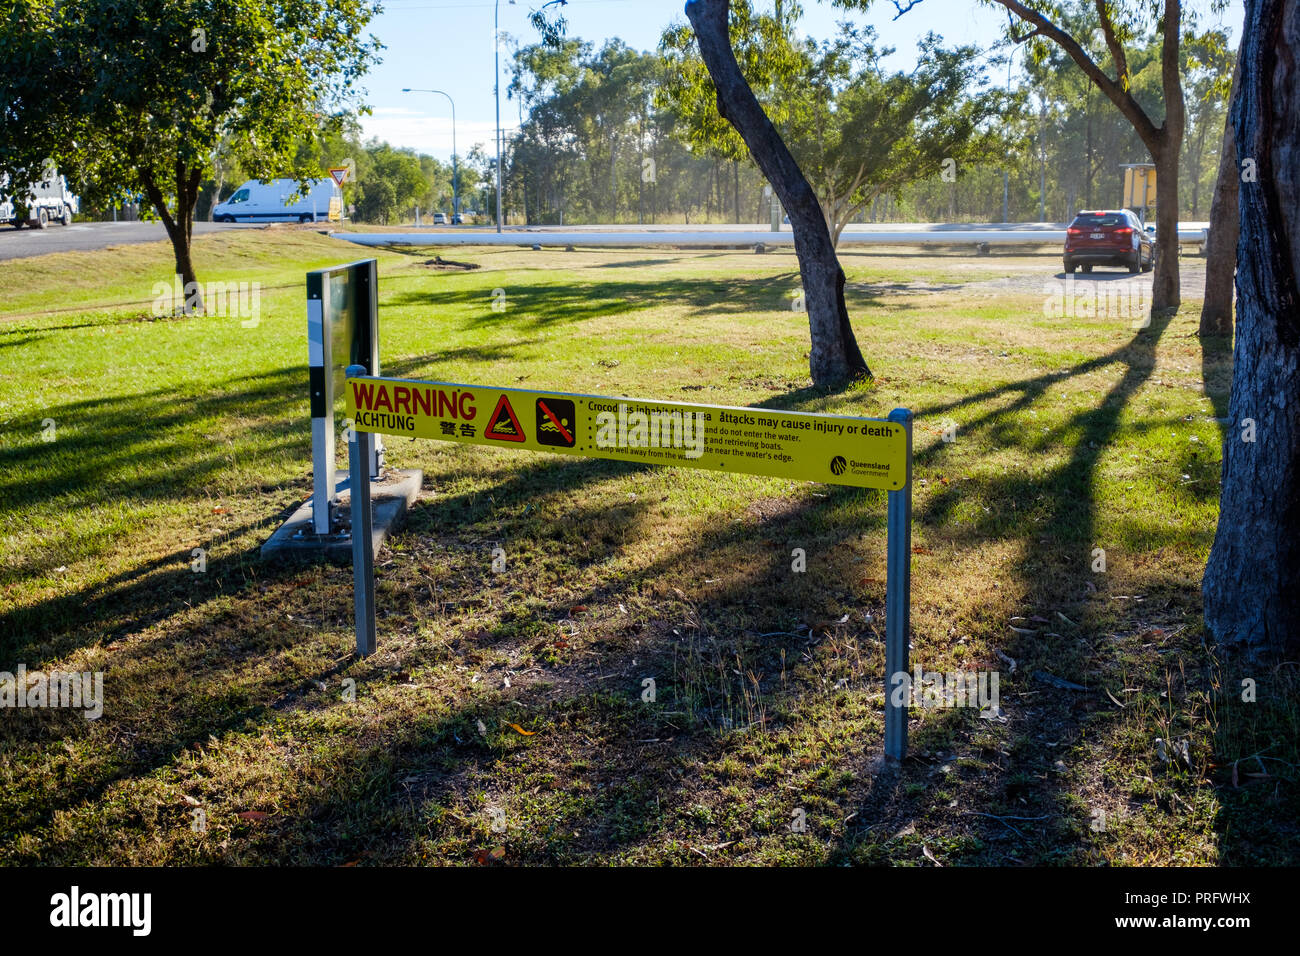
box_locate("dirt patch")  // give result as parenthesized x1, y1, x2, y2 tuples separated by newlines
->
(421, 256, 480, 271)
(856, 255, 1208, 300)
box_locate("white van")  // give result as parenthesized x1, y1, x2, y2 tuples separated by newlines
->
(213, 178, 340, 223)
(0, 169, 79, 228)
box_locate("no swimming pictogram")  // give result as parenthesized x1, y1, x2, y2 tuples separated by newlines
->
(535, 398, 576, 447)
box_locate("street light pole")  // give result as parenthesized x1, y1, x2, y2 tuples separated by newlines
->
(494, 0, 511, 233)
(402, 88, 459, 221)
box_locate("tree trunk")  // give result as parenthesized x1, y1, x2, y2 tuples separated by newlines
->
(1200, 53, 1242, 336)
(1149, 145, 1182, 312)
(1190, 120, 1207, 217)
(1084, 92, 1094, 209)
(609, 139, 617, 222)
(1150, 1, 1186, 312)
(142, 166, 204, 313)
(685, 0, 869, 385)
(210, 167, 223, 223)
(733, 159, 740, 223)
(1203, 0, 1300, 658)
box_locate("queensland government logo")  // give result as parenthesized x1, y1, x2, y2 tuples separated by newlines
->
(829, 455, 848, 476)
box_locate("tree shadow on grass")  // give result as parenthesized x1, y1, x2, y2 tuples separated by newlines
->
(385, 274, 810, 331)
(2, 456, 902, 864)
(4, 303, 1233, 866)
(1198, 332, 1233, 430)
(0, 349, 535, 663)
(0, 451, 657, 851)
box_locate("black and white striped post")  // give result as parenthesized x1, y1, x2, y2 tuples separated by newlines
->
(307, 260, 381, 535)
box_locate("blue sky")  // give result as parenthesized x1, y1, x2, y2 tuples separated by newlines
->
(359, 0, 1244, 162)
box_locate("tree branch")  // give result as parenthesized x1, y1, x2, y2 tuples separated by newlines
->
(140, 169, 177, 238)
(1093, 0, 1130, 89)
(1009, 26, 1044, 44)
(1161, 0, 1185, 136)
(888, 0, 923, 19)
(990, 0, 1160, 150)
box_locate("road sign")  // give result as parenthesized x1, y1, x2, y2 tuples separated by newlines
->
(344, 376, 908, 491)
(342, 368, 914, 761)
(1121, 163, 1156, 210)
(329, 167, 350, 187)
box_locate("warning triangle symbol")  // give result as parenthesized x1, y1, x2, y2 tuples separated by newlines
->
(484, 394, 525, 442)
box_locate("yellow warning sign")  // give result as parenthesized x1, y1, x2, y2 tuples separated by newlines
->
(344, 375, 908, 490)
(1122, 165, 1157, 208)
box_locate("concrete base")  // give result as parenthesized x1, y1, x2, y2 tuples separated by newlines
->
(261, 469, 423, 564)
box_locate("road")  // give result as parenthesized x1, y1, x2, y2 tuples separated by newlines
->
(0, 219, 1212, 261)
(335, 220, 1210, 249)
(0, 220, 262, 261)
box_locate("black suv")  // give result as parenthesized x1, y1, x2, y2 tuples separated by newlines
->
(1063, 209, 1154, 274)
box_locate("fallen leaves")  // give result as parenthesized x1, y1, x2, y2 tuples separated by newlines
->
(504, 722, 536, 736)
(473, 846, 507, 865)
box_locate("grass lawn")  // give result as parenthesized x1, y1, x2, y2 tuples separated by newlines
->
(0, 227, 1294, 866)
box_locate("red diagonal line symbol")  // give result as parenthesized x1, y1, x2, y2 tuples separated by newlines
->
(538, 400, 573, 443)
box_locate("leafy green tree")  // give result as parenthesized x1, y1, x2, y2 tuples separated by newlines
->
(1181, 28, 1234, 218)
(661, 1, 1005, 383)
(659, 0, 803, 178)
(354, 143, 426, 224)
(416, 154, 455, 216)
(665, 17, 1007, 243)
(851, 0, 1192, 313)
(802, 32, 1010, 243)
(0, 0, 381, 310)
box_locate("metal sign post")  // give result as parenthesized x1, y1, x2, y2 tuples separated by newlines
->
(884, 408, 913, 762)
(340, 370, 914, 755)
(347, 365, 377, 656)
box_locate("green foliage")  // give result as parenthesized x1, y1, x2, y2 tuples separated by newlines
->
(659, 6, 1010, 240)
(0, 0, 381, 280)
(507, 36, 744, 224)
(659, 0, 808, 163)
(354, 144, 426, 225)
(509, 0, 1231, 226)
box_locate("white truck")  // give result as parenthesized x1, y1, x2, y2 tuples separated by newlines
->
(0, 170, 79, 228)
(212, 178, 340, 223)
